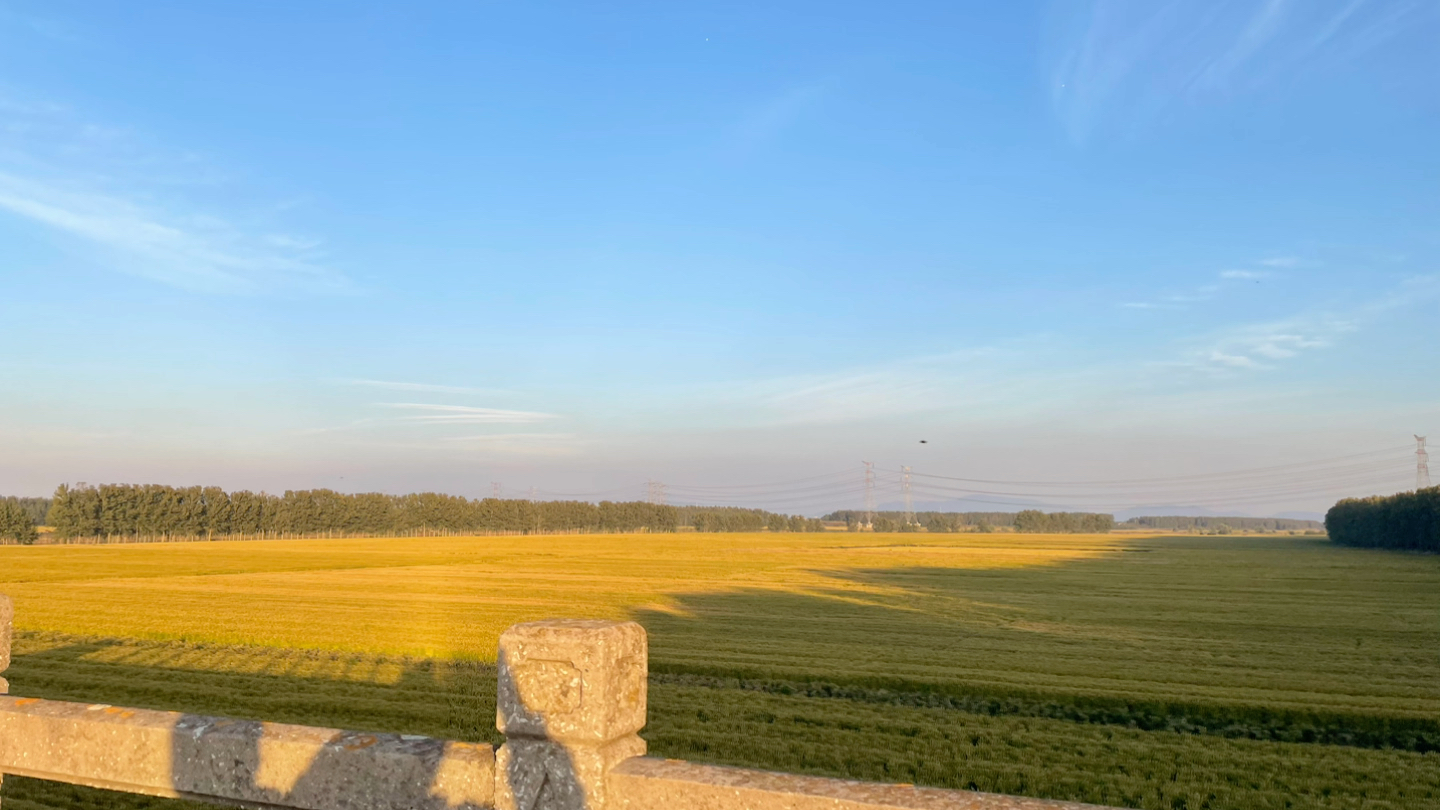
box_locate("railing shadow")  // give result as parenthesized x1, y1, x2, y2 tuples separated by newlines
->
(494, 647, 588, 810)
(166, 712, 495, 810)
(2, 637, 504, 810)
(3, 633, 597, 810)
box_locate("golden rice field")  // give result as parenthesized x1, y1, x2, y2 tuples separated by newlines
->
(1, 532, 1438, 810)
(0, 532, 1125, 660)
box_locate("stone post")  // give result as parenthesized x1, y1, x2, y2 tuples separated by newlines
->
(1, 594, 11, 810)
(494, 620, 647, 810)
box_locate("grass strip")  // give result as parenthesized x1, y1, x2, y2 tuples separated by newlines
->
(3, 633, 1438, 810)
(652, 668, 1440, 752)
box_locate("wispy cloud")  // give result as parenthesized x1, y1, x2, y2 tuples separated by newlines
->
(1157, 276, 1440, 374)
(676, 345, 1106, 428)
(0, 90, 344, 293)
(1259, 256, 1302, 268)
(1207, 350, 1264, 369)
(0, 173, 344, 293)
(439, 432, 585, 457)
(300, 404, 560, 436)
(1048, 0, 1433, 142)
(444, 432, 576, 443)
(332, 379, 513, 395)
(380, 404, 558, 424)
(1120, 261, 1273, 309)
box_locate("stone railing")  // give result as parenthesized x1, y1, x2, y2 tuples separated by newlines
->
(0, 595, 1107, 810)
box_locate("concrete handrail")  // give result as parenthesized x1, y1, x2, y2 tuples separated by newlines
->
(0, 594, 1108, 810)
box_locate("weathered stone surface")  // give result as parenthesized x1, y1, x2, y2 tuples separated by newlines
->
(496, 620, 647, 744)
(611, 758, 1109, 810)
(0, 696, 496, 810)
(495, 736, 646, 810)
(496, 620, 648, 809)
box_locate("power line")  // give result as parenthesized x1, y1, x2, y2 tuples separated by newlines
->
(535, 485, 638, 499)
(902, 465, 915, 526)
(897, 458, 1412, 501)
(666, 477, 864, 498)
(889, 445, 1413, 488)
(907, 467, 1410, 509)
(663, 470, 861, 492)
(864, 461, 875, 529)
(667, 483, 881, 508)
(463, 440, 1420, 516)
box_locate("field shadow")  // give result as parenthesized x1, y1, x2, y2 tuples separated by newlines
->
(630, 533, 1440, 746)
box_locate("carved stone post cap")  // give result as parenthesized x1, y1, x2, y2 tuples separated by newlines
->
(496, 620, 647, 744)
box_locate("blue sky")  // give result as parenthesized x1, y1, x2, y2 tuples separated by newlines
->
(2, 0, 1436, 516)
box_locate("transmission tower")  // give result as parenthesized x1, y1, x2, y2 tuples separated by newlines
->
(491, 482, 503, 499)
(528, 486, 538, 502)
(902, 466, 915, 526)
(863, 461, 875, 529)
(1417, 435, 1431, 490)
(645, 480, 666, 505)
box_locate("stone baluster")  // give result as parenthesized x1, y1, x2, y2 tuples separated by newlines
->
(494, 620, 647, 810)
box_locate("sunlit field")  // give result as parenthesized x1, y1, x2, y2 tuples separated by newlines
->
(0, 532, 1125, 659)
(2, 532, 1437, 810)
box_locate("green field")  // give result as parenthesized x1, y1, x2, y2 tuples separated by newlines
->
(1, 532, 1437, 810)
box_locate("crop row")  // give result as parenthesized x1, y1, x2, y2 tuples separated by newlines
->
(3, 633, 1437, 810)
(652, 671, 1440, 752)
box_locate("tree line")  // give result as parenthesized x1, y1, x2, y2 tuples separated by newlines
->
(28, 484, 841, 542)
(674, 506, 827, 532)
(1122, 515, 1323, 531)
(822, 509, 1115, 533)
(0, 499, 39, 543)
(1, 496, 51, 526)
(1013, 510, 1115, 533)
(1325, 487, 1439, 552)
(825, 510, 1024, 531)
(45, 484, 681, 539)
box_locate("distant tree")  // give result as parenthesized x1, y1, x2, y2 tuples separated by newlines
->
(48, 484, 102, 539)
(1327, 488, 1439, 552)
(0, 497, 52, 526)
(0, 500, 38, 544)
(924, 514, 958, 533)
(1013, 509, 1114, 534)
(1014, 510, 1049, 533)
(1122, 515, 1323, 531)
